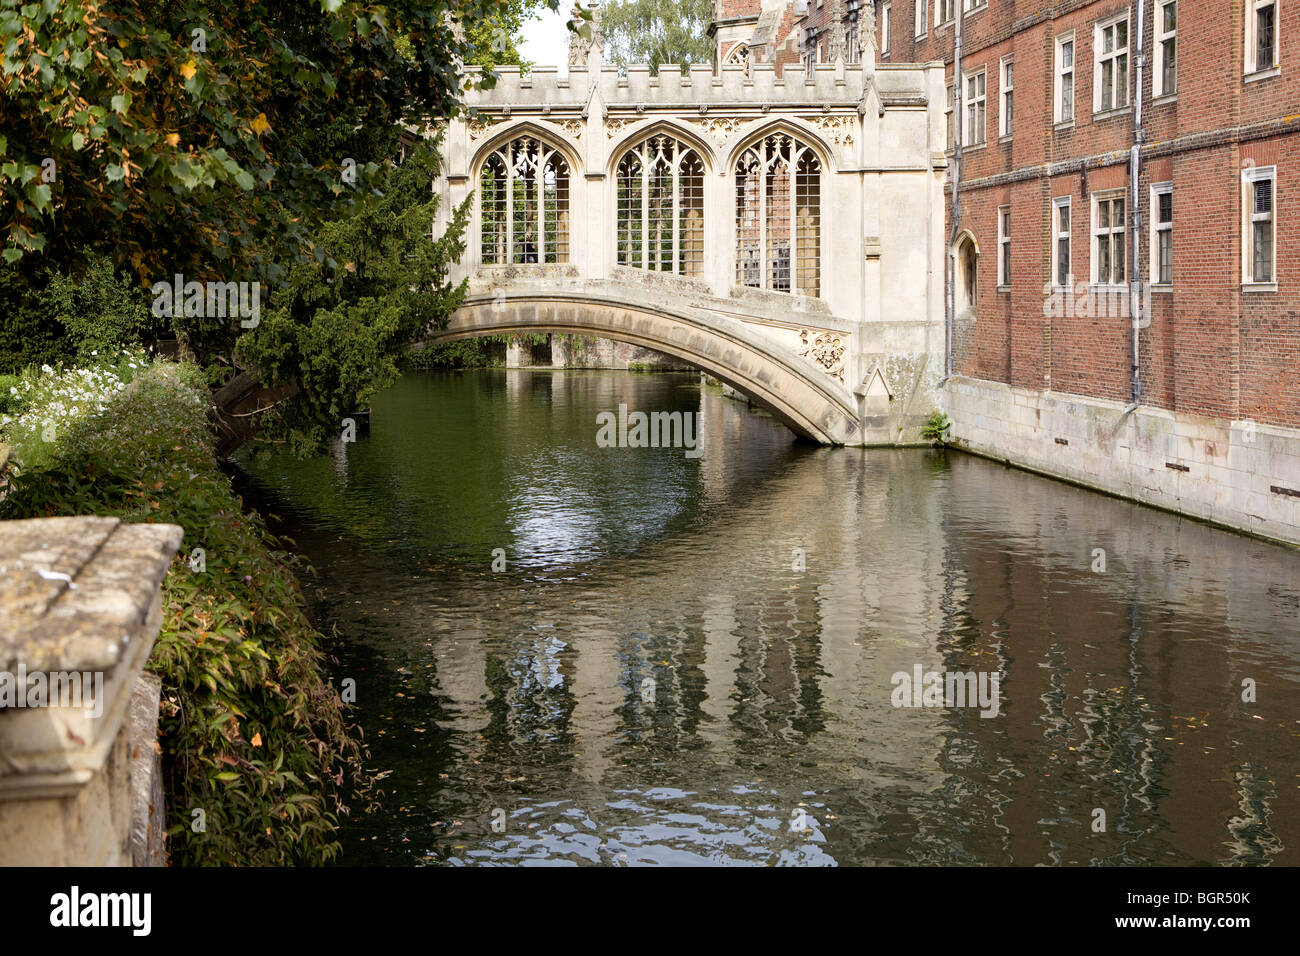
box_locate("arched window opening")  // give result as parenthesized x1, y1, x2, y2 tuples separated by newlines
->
(726, 43, 751, 74)
(735, 133, 821, 297)
(955, 236, 978, 317)
(479, 136, 570, 265)
(615, 134, 705, 277)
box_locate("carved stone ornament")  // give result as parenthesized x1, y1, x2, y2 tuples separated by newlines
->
(827, 0, 848, 64)
(688, 115, 742, 145)
(467, 113, 499, 140)
(815, 115, 855, 145)
(568, 5, 603, 66)
(800, 329, 847, 383)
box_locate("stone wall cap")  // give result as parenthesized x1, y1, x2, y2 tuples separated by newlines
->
(0, 516, 183, 673)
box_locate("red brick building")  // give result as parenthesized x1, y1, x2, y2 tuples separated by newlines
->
(874, 0, 1300, 430)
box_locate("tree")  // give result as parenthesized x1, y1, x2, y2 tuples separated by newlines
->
(0, 0, 591, 447)
(225, 141, 469, 456)
(600, 0, 713, 73)
(465, 0, 548, 70)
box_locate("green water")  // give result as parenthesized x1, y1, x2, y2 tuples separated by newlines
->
(237, 369, 1300, 865)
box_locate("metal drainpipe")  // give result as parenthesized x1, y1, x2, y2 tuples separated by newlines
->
(1129, 0, 1147, 406)
(946, 5, 963, 380)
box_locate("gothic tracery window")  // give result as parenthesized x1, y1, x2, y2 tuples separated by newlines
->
(479, 136, 570, 265)
(726, 43, 751, 74)
(615, 134, 705, 276)
(735, 133, 821, 296)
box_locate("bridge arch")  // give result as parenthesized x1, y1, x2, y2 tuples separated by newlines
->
(415, 288, 862, 444)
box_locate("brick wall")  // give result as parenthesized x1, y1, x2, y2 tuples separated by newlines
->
(885, 0, 1300, 430)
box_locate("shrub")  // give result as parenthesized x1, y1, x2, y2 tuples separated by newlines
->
(42, 253, 163, 362)
(1, 362, 368, 865)
(921, 410, 952, 443)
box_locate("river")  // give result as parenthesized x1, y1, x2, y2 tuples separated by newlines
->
(235, 369, 1300, 865)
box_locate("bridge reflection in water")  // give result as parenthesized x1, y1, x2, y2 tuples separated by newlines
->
(238, 370, 1300, 865)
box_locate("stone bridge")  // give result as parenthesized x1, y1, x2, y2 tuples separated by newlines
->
(419, 17, 950, 445)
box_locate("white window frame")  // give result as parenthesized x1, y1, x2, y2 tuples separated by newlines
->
(1245, 0, 1280, 76)
(963, 0, 987, 11)
(997, 205, 1010, 288)
(945, 82, 955, 151)
(881, 1, 891, 55)
(1054, 34, 1075, 126)
(1242, 165, 1277, 288)
(915, 0, 927, 37)
(999, 56, 1014, 139)
(936, 0, 954, 27)
(1150, 182, 1173, 288)
(964, 67, 986, 147)
(1092, 189, 1127, 288)
(1053, 197, 1072, 289)
(1093, 11, 1131, 115)
(1154, 0, 1177, 98)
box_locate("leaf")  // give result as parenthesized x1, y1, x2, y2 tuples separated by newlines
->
(179, 59, 196, 80)
(249, 113, 270, 136)
(27, 183, 51, 212)
(105, 163, 125, 182)
(110, 92, 131, 114)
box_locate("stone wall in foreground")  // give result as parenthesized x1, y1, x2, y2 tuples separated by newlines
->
(945, 376, 1300, 547)
(0, 516, 181, 866)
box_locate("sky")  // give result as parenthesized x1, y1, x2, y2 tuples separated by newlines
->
(518, 8, 573, 74)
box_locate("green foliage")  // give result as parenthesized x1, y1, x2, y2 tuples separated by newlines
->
(0, 265, 67, 372)
(1, 363, 367, 865)
(403, 337, 508, 369)
(41, 252, 162, 361)
(234, 142, 470, 450)
(0, 373, 22, 413)
(464, 0, 546, 69)
(921, 410, 952, 443)
(601, 0, 713, 72)
(0, 0, 556, 280)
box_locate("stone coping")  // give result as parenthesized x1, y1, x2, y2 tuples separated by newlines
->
(0, 516, 184, 674)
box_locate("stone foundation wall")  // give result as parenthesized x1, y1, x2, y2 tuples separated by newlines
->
(506, 334, 693, 371)
(945, 376, 1300, 547)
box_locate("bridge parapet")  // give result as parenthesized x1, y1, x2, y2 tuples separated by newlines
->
(462, 60, 884, 109)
